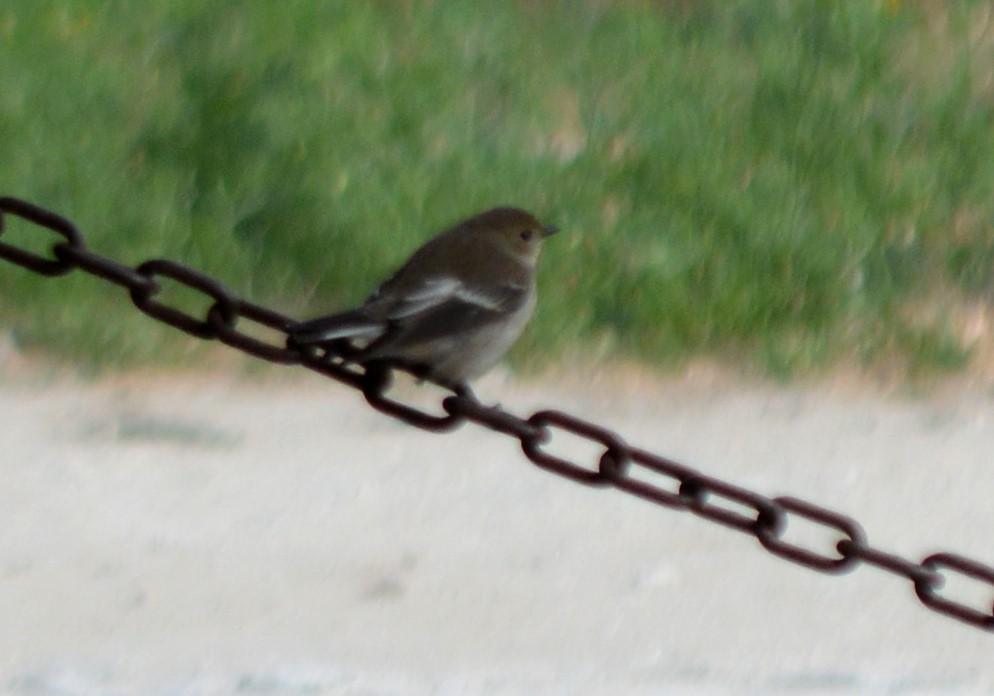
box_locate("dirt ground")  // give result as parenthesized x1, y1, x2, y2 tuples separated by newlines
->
(1, 360, 993, 695)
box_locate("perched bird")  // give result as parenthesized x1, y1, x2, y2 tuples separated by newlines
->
(290, 207, 558, 389)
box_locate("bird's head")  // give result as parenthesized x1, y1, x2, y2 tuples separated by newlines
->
(465, 206, 558, 264)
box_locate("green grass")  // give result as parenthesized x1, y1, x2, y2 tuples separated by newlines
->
(2, 0, 994, 378)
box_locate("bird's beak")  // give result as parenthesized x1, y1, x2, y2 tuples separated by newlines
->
(542, 224, 559, 237)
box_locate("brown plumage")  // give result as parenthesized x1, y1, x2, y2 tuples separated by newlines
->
(290, 207, 558, 387)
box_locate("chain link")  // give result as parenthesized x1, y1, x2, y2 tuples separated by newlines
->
(521, 410, 628, 486)
(0, 197, 81, 275)
(2, 195, 993, 633)
(129, 258, 239, 339)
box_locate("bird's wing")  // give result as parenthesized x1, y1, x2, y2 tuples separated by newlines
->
(367, 275, 530, 353)
(377, 274, 525, 322)
(374, 276, 464, 319)
(292, 275, 529, 351)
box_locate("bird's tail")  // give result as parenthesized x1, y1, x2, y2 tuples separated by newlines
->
(289, 309, 385, 346)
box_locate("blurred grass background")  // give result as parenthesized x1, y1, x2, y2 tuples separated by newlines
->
(2, 0, 994, 379)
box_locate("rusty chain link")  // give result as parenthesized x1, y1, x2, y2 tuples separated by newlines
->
(2, 195, 993, 632)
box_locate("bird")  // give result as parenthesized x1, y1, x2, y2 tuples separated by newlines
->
(289, 206, 558, 390)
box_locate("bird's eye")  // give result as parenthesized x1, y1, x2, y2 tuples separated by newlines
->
(520, 229, 533, 241)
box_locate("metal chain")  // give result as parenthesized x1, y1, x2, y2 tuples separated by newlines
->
(2, 195, 993, 632)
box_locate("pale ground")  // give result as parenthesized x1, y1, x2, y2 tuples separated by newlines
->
(2, 356, 994, 696)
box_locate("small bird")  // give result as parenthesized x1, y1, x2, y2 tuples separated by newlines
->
(290, 206, 558, 389)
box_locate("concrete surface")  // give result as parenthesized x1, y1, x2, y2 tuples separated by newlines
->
(1, 364, 993, 695)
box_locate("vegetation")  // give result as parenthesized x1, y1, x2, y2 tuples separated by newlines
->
(2, 1, 994, 378)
